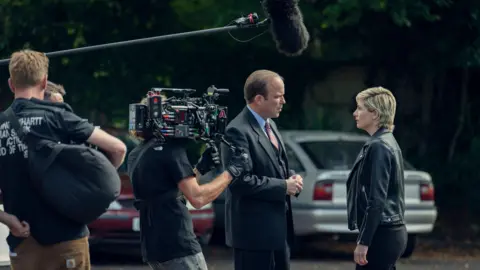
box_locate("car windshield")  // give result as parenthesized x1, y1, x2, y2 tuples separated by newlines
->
(299, 140, 415, 170)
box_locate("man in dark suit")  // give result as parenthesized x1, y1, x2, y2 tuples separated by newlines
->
(222, 70, 304, 270)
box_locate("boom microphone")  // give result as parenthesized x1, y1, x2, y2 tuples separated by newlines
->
(261, 0, 310, 57)
(0, 14, 266, 66)
(0, 2, 311, 65)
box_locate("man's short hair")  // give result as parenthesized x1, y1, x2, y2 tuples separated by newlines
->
(244, 70, 283, 103)
(356, 86, 397, 131)
(46, 81, 67, 96)
(8, 49, 49, 89)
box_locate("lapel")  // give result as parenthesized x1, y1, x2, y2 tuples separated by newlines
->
(347, 144, 366, 188)
(347, 128, 388, 185)
(350, 128, 388, 171)
(350, 145, 367, 173)
(243, 107, 283, 176)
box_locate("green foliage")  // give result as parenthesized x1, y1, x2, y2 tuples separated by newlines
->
(1, 0, 480, 234)
(0, 0, 478, 123)
(318, 0, 451, 29)
(434, 136, 480, 214)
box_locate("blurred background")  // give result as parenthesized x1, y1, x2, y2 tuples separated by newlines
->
(1, 0, 480, 269)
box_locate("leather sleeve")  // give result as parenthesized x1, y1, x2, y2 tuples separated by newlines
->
(357, 141, 392, 246)
(221, 126, 287, 202)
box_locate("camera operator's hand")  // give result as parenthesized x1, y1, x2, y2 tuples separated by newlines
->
(195, 143, 221, 175)
(225, 147, 251, 178)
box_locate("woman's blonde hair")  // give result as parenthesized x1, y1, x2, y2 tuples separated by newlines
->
(356, 86, 397, 131)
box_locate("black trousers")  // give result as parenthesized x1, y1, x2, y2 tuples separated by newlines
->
(233, 241, 290, 270)
(356, 224, 408, 270)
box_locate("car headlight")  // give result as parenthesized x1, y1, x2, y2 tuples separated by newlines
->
(186, 200, 212, 210)
(107, 201, 123, 210)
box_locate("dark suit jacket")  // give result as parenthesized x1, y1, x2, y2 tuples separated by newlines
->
(221, 107, 295, 251)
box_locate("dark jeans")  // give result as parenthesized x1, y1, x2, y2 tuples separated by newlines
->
(233, 241, 290, 270)
(356, 224, 408, 270)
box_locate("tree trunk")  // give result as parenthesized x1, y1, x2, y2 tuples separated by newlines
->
(418, 71, 435, 157)
(436, 70, 446, 110)
(447, 67, 469, 163)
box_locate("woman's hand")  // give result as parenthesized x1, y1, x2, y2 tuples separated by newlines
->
(354, 244, 369, 266)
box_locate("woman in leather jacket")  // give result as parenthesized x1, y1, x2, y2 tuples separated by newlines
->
(347, 87, 407, 270)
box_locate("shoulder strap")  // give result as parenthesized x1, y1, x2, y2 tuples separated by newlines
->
(129, 139, 158, 201)
(37, 143, 67, 177)
(129, 139, 157, 180)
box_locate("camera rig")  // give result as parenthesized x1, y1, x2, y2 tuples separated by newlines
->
(129, 85, 231, 145)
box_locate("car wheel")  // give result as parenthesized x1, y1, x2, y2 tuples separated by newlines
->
(197, 231, 213, 247)
(401, 234, 417, 258)
(289, 237, 306, 258)
(209, 229, 226, 246)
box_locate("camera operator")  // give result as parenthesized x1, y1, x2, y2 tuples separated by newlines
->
(127, 128, 250, 270)
(0, 49, 127, 269)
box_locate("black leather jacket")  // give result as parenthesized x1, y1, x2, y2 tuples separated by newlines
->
(346, 128, 405, 246)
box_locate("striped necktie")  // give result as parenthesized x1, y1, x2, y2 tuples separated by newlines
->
(265, 121, 279, 150)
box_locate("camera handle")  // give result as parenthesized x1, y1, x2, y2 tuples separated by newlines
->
(200, 135, 249, 168)
(200, 134, 235, 151)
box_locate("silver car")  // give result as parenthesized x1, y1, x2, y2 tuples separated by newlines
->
(208, 130, 437, 258)
(283, 130, 437, 258)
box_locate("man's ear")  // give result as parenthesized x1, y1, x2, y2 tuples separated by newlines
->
(41, 75, 48, 90)
(254, 94, 264, 105)
(7, 78, 14, 94)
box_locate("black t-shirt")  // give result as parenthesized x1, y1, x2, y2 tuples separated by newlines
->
(0, 98, 95, 251)
(128, 139, 202, 263)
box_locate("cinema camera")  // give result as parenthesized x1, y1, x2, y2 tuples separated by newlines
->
(128, 85, 230, 144)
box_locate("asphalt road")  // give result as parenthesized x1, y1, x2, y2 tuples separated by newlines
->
(91, 244, 480, 270)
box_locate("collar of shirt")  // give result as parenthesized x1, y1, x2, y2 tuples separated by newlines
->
(247, 105, 269, 136)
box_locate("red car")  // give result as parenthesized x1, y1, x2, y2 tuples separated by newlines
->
(88, 129, 215, 252)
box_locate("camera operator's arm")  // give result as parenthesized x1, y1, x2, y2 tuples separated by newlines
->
(176, 145, 249, 209)
(179, 173, 232, 209)
(223, 126, 299, 202)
